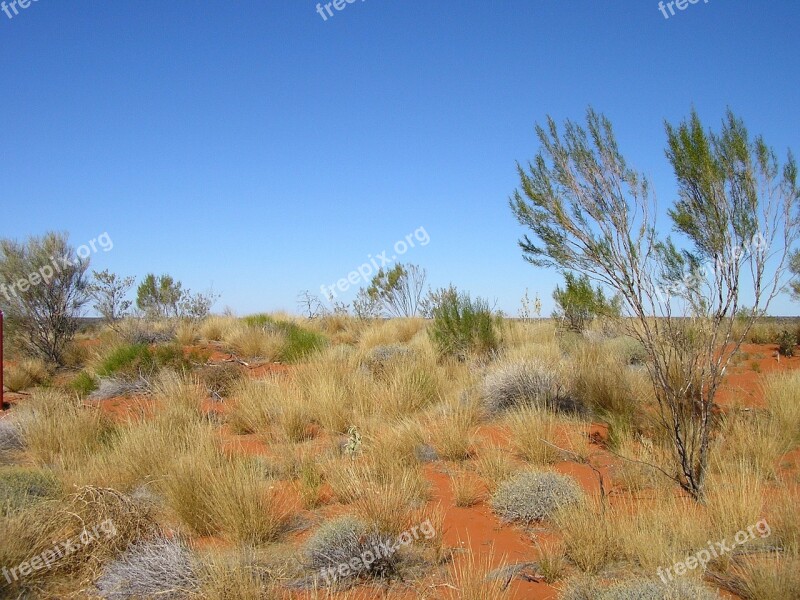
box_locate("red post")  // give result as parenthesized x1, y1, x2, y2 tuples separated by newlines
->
(1, 310, 4, 411)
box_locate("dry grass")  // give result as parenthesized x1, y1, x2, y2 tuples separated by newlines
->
(15, 389, 115, 472)
(450, 470, 485, 507)
(2, 358, 49, 392)
(444, 544, 508, 600)
(507, 406, 563, 465)
(226, 324, 285, 360)
(763, 371, 800, 449)
(473, 445, 517, 492)
(432, 403, 479, 461)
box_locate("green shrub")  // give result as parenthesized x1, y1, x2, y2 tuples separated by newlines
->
(491, 470, 582, 524)
(777, 329, 797, 357)
(241, 313, 275, 329)
(427, 286, 499, 358)
(276, 321, 326, 362)
(0, 467, 61, 516)
(552, 272, 621, 332)
(70, 371, 99, 398)
(96, 343, 194, 379)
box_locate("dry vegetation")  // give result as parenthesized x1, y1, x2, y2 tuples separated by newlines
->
(0, 314, 798, 598)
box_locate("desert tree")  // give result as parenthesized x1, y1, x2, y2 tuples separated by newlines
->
(366, 263, 427, 318)
(790, 250, 800, 300)
(136, 274, 183, 319)
(87, 269, 135, 324)
(510, 108, 799, 500)
(0, 232, 90, 365)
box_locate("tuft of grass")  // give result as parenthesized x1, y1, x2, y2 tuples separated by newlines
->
(507, 406, 563, 466)
(432, 404, 478, 461)
(0, 419, 24, 464)
(763, 371, 800, 449)
(2, 358, 49, 392)
(450, 471, 484, 507)
(717, 551, 800, 600)
(473, 445, 517, 492)
(490, 470, 582, 524)
(445, 544, 508, 600)
(552, 498, 618, 574)
(198, 548, 271, 600)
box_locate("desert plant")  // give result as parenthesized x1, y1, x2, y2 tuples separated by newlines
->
(428, 286, 499, 357)
(70, 370, 99, 398)
(776, 329, 796, 357)
(0, 232, 91, 365)
(481, 360, 568, 415)
(304, 516, 400, 585)
(0, 466, 61, 515)
(2, 358, 49, 392)
(0, 419, 24, 464)
(365, 263, 427, 318)
(87, 269, 135, 324)
(763, 371, 800, 448)
(490, 470, 582, 524)
(510, 108, 800, 500)
(552, 272, 621, 332)
(136, 273, 183, 319)
(450, 471, 484, 507)
(445, 545, 508, 600)
(95, 535, 200, 600)
(196, 363, 245, 398)
(561, 577, 718, 600)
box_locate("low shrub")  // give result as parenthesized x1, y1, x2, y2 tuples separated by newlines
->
(777, 329, 797, 357)
(491, 470, 582, 524)
(0, 466, 61, 515)
(70, 371, 99, 398)
(0, 419, 24, 464)
(561, 577, 718, 600)
(95, 535, 199, 600)
(481, 360, 568, 415)
(427, 286, 499, 358)
(196, 363, 246, 398)
(304, 515, 400, 585)
(96, 342, 195, 380)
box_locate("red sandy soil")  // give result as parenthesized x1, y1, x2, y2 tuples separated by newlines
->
(2, 341, 798, 599)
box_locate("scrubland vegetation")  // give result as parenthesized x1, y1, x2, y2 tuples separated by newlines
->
(0, 311, 798, 599)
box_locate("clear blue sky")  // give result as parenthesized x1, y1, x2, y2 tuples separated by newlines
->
(1, 0, 798, 316)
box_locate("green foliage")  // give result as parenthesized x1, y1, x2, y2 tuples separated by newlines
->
(0, 232, 90, 365)
(777, 329, 797, 357)
(136, 274, 183, 319)
(791, 250, 800, 301)
(70, 371, 99, 398)
(552, 272, 621, 332)
(366, 263, 426, 317)
(96, 343, 194, 379)
(87, 269, 135, 323)
(275, 320, 327, 362)
(427, 286, 499, 358)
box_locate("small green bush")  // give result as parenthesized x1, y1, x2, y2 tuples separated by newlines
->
(552, 272, 621, 332)
(276, 321, 327, 362)
(0, 466, 61, 516)
(96, 343, 194, 379)
(777, 329, 797, 357)
(71, 371, 99, 398)
(491, 470, 582, 524)
(427, 286, 499, 358)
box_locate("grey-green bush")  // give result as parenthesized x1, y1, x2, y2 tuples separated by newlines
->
(481, 360, 578, 415)
(491, 470, 582, 524)
(561, 577, 718, 600)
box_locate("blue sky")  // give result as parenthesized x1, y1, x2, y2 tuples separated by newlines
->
(1, 0, 798, 316)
